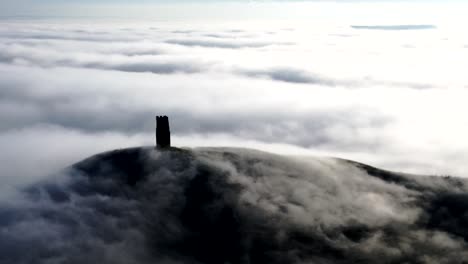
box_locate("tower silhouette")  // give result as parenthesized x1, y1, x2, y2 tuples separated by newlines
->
(156, 116, 171, 148)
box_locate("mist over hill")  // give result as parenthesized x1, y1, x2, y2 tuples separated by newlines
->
(2, 1, 468, 263)
(1, 147, 467, 264)
(2, 19, 468, 178)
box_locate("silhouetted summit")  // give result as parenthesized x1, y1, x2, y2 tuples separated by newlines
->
(8, 147, 468, 264)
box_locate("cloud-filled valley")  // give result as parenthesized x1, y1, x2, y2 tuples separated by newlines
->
(0, 23, 468, 183)
(1, 19, 468, 187)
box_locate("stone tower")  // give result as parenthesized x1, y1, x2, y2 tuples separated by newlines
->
(156, 115, 171, 148)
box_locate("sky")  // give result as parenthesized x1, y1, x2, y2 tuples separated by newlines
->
(1, 0, 468, 189)
(2, 1, 467, 21)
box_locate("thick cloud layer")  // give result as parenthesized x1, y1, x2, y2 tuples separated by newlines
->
(1, 147, 467, 263)
(1, 18, 468, 185)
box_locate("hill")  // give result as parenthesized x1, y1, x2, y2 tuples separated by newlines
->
(1, 147, 468, 263)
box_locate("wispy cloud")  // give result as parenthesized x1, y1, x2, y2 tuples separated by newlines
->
(351, 25, 436, 30)
(165, 38, 291, 49)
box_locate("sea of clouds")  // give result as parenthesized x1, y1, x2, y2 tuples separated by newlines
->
(1, 9, 468, 190)
(1, 2, 468, 262)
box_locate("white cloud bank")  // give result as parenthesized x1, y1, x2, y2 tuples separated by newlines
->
(1, 3, 468, 186)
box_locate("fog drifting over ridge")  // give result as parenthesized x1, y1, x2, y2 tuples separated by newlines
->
(2, 147, 468, 263)
(1, 2, 468, 187)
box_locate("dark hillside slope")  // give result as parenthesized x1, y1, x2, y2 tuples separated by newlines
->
(1, 147, 468, 264)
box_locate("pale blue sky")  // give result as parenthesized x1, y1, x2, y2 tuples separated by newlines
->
(1, 0, 463, 21)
